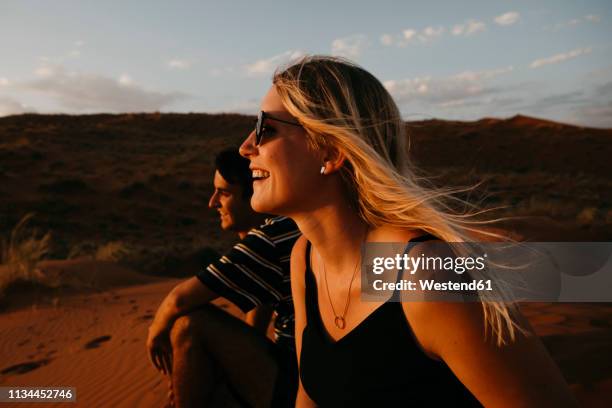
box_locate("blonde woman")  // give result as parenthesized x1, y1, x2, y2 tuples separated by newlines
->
(239, 56, 576, 407)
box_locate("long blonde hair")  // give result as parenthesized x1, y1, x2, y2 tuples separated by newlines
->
(273, 55, 525, 346)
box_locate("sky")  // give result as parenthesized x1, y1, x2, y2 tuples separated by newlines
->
(0, 0, 611, 127)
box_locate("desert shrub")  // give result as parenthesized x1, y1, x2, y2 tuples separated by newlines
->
(94, 241, 130, 262)
(0, 213, 51, 294)
(68, 240, 131, 262)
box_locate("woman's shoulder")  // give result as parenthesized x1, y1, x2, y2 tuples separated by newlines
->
(290, 235, 309, 287)
(291, 234, 309, 258)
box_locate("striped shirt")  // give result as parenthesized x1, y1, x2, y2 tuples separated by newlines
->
(197, 216, 301, 344)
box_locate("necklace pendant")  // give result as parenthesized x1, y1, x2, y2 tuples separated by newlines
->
(334, 316, 346, 329)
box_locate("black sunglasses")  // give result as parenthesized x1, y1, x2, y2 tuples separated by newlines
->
(254, 110, 302, 146)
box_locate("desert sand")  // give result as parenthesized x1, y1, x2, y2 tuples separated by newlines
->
(0, 263, 611, 407)
(0, 267, 249, 408)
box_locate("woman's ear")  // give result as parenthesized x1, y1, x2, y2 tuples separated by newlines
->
(321, 146, 347, 175)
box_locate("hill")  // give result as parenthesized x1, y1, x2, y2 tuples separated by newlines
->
(0, 113, 610, 275)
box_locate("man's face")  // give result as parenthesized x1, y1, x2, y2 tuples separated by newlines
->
(208, 170, 253, 232)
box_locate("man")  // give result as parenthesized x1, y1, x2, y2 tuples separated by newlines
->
(208, 149, 273, 331)
(147, 148, 300, 407)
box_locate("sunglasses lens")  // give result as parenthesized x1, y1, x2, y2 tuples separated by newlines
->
(255, 111, 264, 145)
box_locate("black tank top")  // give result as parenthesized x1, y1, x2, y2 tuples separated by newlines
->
(300, 235, 483, 407)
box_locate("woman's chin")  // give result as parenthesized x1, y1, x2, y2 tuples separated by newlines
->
(251, 196, 273, 214)
(251, 197, 287, 216)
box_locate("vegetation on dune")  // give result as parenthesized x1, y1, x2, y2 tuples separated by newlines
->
(0, 213, 51, 294)
(0, 214, 136, 298)
(0, 113, 610, 282)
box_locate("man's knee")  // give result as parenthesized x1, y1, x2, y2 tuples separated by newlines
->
(169, 305, 220, 349)
(170, 314, 199, 350)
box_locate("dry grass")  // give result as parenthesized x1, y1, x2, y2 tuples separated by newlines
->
(94, 241, 130, 261)
(68, 240, 131, 262)
(0, 213, 51, 294)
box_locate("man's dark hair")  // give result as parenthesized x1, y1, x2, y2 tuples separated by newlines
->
(215, 148, 253, 199)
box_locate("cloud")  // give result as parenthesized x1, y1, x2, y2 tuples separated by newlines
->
(494, 12, 520, 26)
(383, 26, 445, 47)
(384, 65, 514, 107)
(452, 19, 486, 36)
(22, 66, 187, 112)
(452, 66, 514, 81)
(546, 14, 602, 31)
(118, 73, 133, 85)
(530, 47, 592, 68)
(0, 96, 33, 117)
(403, 29, 417, 41)
(66, 40, 85, 58)
(35, 66, 56, 78)
(574, 101, 612, 128)
(527, 90, 587, 111)
(380, 34, 394, 46)
(245, 50, 304, 77)
(0, 77, 9, 86)
(219, 98, 261, 115)
(168, 59, 191, 70)
(584, 14, 601, 23)
(419, 26, 445, 42)
(596, 81, 612, 97)
(331, 34, 369, 59)
(567, 78, 612, 127)
(385, 18, 490, 47)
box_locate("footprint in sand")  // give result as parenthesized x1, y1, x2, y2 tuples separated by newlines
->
(84, 335, 112, 349)
(17, 339, 30, 347)
(136, 313, 154, 322)
(1, 359, 52, 375)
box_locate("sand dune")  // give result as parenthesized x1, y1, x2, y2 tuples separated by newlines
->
(1, 279, 177, 407)
(0, 277, 247, 408)
(1, 273, 610, 407)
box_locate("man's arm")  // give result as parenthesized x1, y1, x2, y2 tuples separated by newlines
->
(245, 305, 274, 335)
(147, 277, 219, 374)
(154, 277, 219, 328)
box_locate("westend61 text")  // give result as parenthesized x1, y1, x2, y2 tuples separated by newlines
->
(372, 279, 493, 292)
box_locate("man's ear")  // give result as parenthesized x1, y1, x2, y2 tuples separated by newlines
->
(321, 146, 347, 175)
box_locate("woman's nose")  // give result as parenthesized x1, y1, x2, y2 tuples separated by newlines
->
(239, 130, 257, 159)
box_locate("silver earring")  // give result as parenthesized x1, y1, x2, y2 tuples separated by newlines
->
(320, 166, 326, 175)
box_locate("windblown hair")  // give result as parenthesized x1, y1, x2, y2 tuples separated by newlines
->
(273, 55, 524, 346)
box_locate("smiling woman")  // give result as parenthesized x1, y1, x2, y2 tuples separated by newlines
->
(239, 55, 578, 407)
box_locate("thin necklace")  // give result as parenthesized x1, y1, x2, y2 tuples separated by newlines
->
(317, 236, 364, 330)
